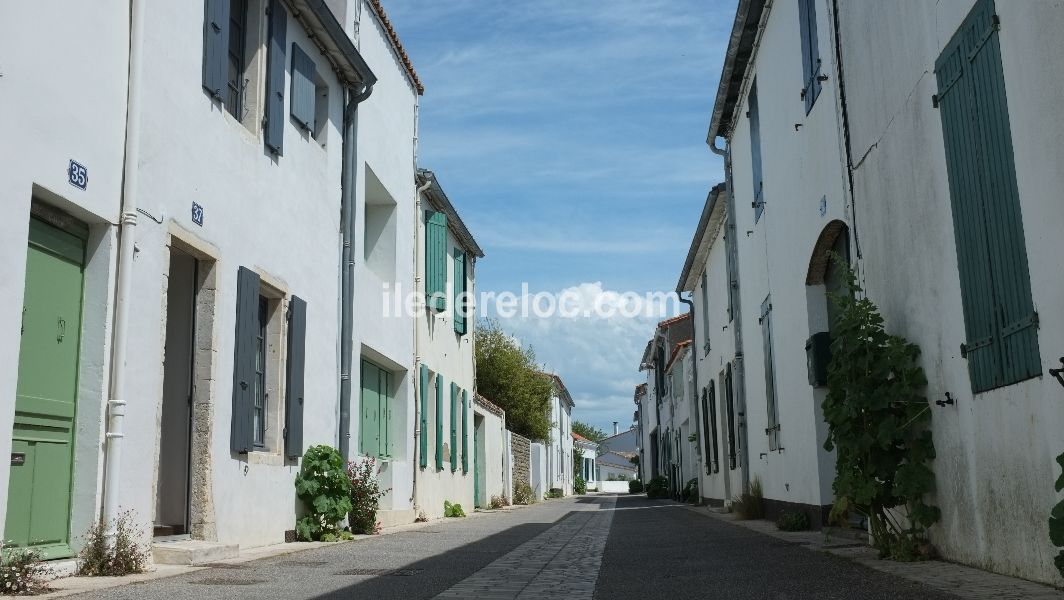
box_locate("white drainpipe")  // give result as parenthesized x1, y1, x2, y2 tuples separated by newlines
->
(103, 0, 145, 537)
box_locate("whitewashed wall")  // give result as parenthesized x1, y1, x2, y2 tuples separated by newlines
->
(837, 0, 1064, 584)
(474, 402, 507, 506)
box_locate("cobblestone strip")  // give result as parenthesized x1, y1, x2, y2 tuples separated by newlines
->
(434, 496, 616, 600)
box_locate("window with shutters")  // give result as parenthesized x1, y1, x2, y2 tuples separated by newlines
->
(290, 43, 329, 143)
(450, 383, 459, 472)
(699, 271, 711, 355)
(203, 0, 269, 130)
(748, 82, 765, 222)
(701, 383, 719, 475)
(419, 364, 429, 469)
(798, 0, 822, 114)
(425, 211, 448, 311)
(723, 366, 737, 470)
(936, 0, 1040, 393)
(434, 372, 444, 471)
(453, 249, 468, 335)
(760, 296, 780, 451)
(360, 359, 394, 458)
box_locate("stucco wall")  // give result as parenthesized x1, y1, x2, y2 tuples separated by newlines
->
(474, 402, 507, 505)
(837, 0, 1064, 584)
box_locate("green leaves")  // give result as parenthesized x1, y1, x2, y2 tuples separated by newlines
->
(1049, 452, 1064, 577)
(294, 445, 353, 541)
(821, 257, 939, 559)
(475, 319, 553, 440)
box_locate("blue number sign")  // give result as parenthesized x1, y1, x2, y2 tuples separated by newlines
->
(191, 202, 204, 226)
(68, 160, 88, 190)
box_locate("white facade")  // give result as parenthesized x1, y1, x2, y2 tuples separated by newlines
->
(473, 396, 509, 506)
(544, 375, 574, 495)
(574, 435, 599, 491)
(412, 170, 484, 519)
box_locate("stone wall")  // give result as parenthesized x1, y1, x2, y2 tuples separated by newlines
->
(509, 431, 531, 491)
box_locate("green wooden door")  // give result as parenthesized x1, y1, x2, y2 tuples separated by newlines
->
(6, 218, 86, 559)
(473, 421, 481, 508)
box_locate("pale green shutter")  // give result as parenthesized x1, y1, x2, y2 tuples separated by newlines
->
(453, 250, 467, 335)
(462, 390, 469, 474)
(450, 383, 458, 472)
(419, 364, 429, 468)
(425, 211, 448, 310)
(435, 373, 444, 470)
(360, 360, 380, 456)
(936, 0, 1040, 392)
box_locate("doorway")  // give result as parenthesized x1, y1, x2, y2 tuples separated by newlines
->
(473, 415, 485, 508)
(5, 217, 88, 559)
(156, 249, 198, 537)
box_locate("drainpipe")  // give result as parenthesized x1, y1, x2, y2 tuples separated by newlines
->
(709, 137, 750, 494)
(410, 175, 432, 512)
(102, 0, 145, 538)
(338, 82, 374, 460)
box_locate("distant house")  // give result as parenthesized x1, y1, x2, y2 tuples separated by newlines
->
(572, 432, 599, 491)
(543, 374, 574, 495)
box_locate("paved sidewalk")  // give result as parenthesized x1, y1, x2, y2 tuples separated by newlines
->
(686, 504, 1064, 600)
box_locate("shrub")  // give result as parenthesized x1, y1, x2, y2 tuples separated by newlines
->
(489, 495, 509, 509)
(347, 457, 390, 535)
(78, 510, 149, 576)
(823, 264, 939, 560)
(1, 545, 52, 594)
(295, 445, 352, 541)
(444, 501, 466, 518)
(645, 476, 669, 499)
(733, 477, 765, 520)
(777, 511, 811, 532)
(682, 478, 699, 503)
(628, 480, 644, 494)
(574, 476, 587, 494)
(513, 483, 536, 505)
(546, 488, 564, 499)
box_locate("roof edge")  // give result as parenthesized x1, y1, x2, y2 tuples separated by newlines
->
(297, 0, 377, 89)
(706, 0, 766, 143)
(676, 183, 727, 293)
(417, 169, 485, 258)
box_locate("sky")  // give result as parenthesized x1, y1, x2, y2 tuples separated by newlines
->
(386, 0, 734, 434)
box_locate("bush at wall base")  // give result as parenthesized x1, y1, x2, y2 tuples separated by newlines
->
(78, 510, 149, 576)
(545, 488, 564, 499)
(0, 545, 52, 594)
(628, 480, 644, 494)
(294, 445, 352, 541)
(574, 476, 587, 494)
(645, 476, 669, 499)
(347, 456, 390, 535)
(513, 483, 536, 505)
(444, 501, 466, 518)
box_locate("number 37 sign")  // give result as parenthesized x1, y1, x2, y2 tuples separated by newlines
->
(68, 160, 88, 190)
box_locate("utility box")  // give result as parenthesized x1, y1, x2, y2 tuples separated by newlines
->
(806, 331, 832, 387)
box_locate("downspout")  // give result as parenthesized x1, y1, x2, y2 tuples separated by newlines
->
(831, 0, 861, 260)
(410, 175, 432, 512)
(339, 82, 373, 460)
(709, 137, 750, 494)
(102, 0, 145, 538)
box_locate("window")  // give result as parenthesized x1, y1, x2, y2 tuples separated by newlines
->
(365, 167, 398, 280)
(724, 366, 737, 470)
(360, 359, 393, 458)
(253, 295, 268, 447)
(225, 0, 249, 118)
(450, 383, 458, 472)
(290, 43, 328, 142)
(798, 0, 822, 113)
(453, 250, 467, 335)
(425, 210, 448, 310)
(701, 384, 719, 474)
(700, 271, 711, 354)
(936, 0, 1040, 393)
(760, 296, 780, 451)
(748, 82, 765, 222)
(435, 372, 444, 470)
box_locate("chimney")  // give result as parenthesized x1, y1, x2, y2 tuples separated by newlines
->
(613, 421, 619, 436)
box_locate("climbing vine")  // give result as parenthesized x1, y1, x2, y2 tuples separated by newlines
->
(822, 265, 940, 560)
(1049, 453, 1064, 576)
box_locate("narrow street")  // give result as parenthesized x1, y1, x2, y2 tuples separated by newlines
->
(67, 495, 960, 599)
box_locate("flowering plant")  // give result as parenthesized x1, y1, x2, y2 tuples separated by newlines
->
(295, 445, 353, 541)
(347, 457, 390, 535)
(0, 543, 52, 595)
(77, 510, 149, 577)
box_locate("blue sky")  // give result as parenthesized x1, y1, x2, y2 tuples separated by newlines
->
(387, 0, 734, 434)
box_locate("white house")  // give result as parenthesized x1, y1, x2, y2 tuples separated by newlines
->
(544, 374, 574, 496)
(413, 169, 484, 519)
(831, 0, 1064, 584)
(573, 433, 599, 491)
(702, 0, 852, 528)
(472, 395, 510, 507)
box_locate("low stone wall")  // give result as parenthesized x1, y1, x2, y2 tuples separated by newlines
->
(510, 431, 531, 491)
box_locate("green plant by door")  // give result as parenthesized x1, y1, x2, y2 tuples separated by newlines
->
(294, 445, 352, 541)
(822, 264, 940, 560)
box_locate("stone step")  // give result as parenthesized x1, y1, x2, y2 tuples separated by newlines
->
(151, 539, 239, 565)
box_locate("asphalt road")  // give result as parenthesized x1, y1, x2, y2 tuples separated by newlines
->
(69, 495, 958, 599)
(596, 495, 956, 600)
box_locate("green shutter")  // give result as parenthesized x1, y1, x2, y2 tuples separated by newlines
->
(462, 389, 469, 474)
(453, 250, 467, 335)
(419, 363, 429, 468)
(435, 373, 444, 470)
(380, 367, 393, 458)
(936, 0, 1040, 393)
(450, 383, 458, 472)
(425, 211, 448, 311)
(360, 360, 380, 456)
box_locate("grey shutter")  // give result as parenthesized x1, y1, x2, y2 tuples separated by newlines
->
(798, 0, 821, 113)
(284, 295, 306, 459)
(264, 0, 288, 155)
(700, 387, 712, 475)
(936, 0, 1040, 392)
(749, 83, 765, 222)
(231, 266, 260, 453)
(290, 43, 316, 131)
(202, 0, 230, 99)
(708, 382, 719, 474)
(760, 296, 779, 451)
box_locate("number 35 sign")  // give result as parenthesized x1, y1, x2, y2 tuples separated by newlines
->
(68, 160, 88, 190)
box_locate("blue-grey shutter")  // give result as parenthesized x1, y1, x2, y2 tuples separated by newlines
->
(760, 296, 779, 451)
(284, 295, 306, 459)
(699, 271, 710, 354)
(290, 43, 316, 131)
(231, 266, 260, 453)
(264, 0, 287, 155)
(936, 0, 1040, 393)
(749, 83, 765, 222)
(453, 250, 467, 335)
(700, 387, 712, 475)
(798, 0, 821, 113)
(202, 0, 230, 99)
